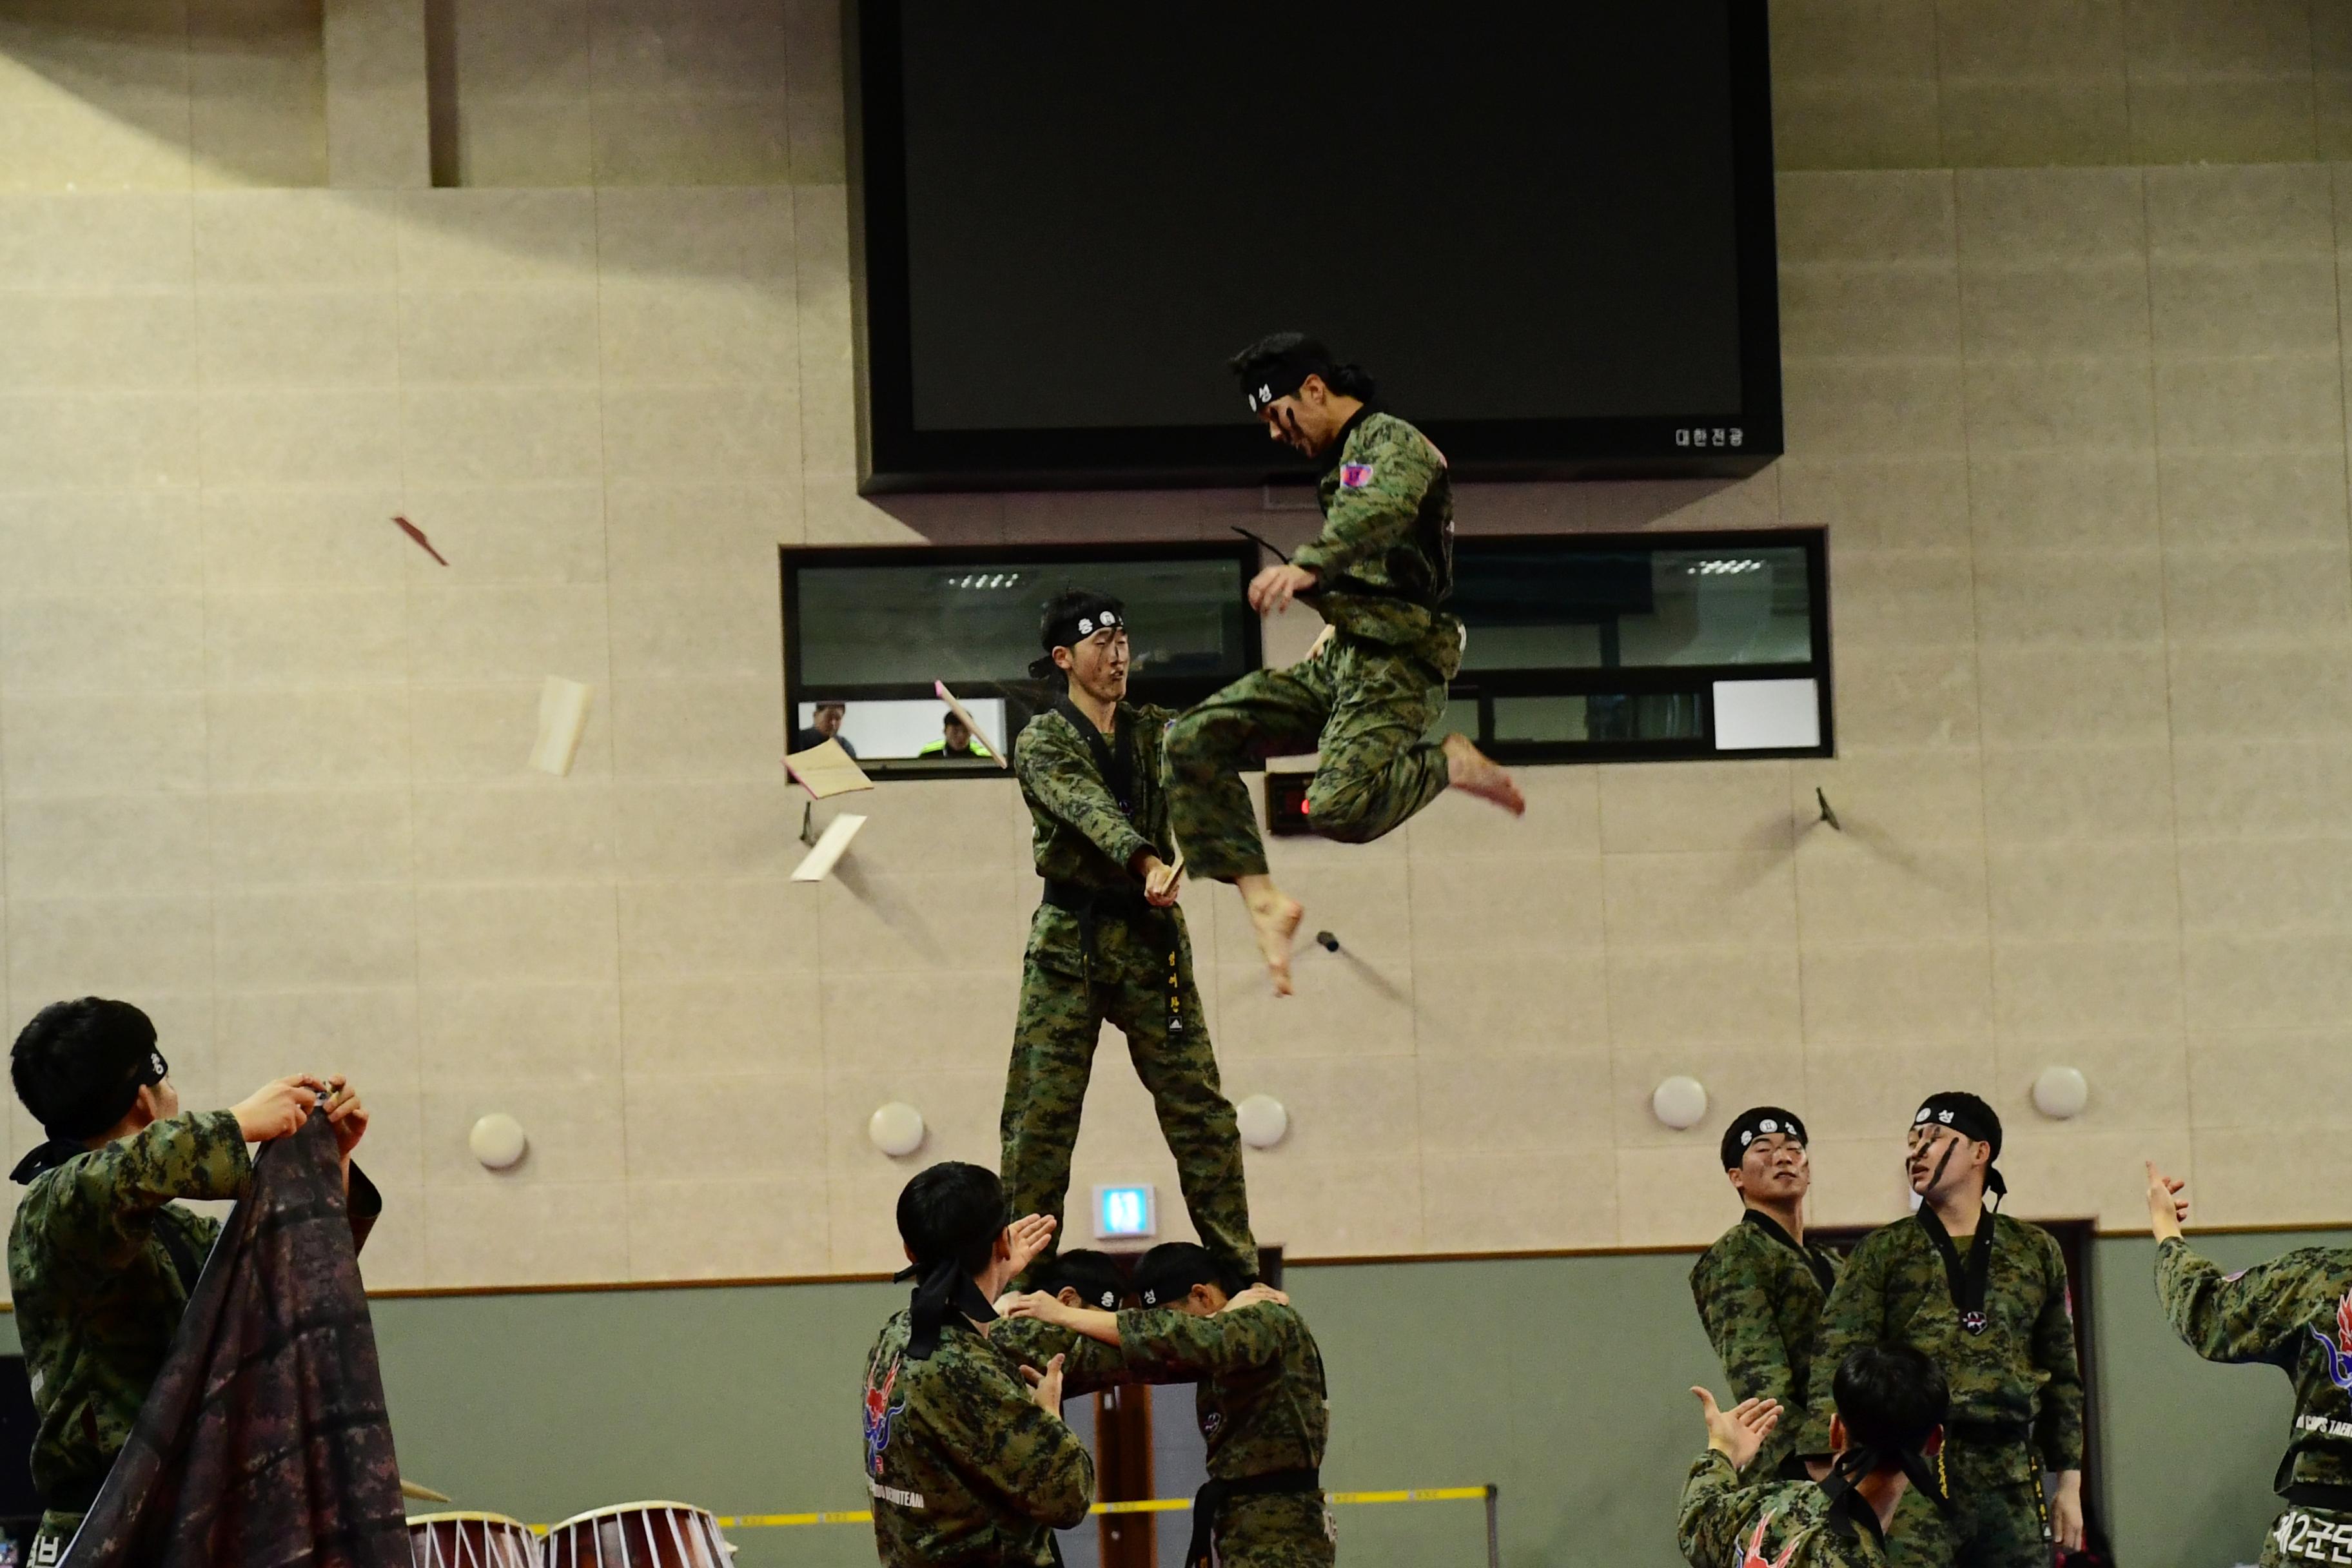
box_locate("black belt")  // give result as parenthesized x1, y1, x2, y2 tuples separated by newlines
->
(1041, 881, 1184, 1032)
(1944, 1418, 2034, 1447)
(1184, 1468, 1320, 1568)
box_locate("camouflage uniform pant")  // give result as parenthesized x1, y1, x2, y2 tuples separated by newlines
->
(1213, 1493, 1338, 1568)
(1885, 1439, 2053, 1568)
(1165, 626, 1460, 883)
(999, 904, 1258, 1282)
(2262, 1504, 2352, 1566)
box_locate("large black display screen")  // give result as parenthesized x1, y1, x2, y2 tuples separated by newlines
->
(849, 1, 1780, 491)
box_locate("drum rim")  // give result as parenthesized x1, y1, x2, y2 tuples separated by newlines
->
(547, 1501, 720, 1528)
(406, 1512, 532, 1528)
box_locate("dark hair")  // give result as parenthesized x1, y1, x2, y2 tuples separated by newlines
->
(1132, 1242, 1247, 1306)
(10, 997, 159, 1137)
(1037, 1248, 1126, 1311)
(1832, 1344, 1948, 1463)
(1228, 331, 1377, 403)
(813, 700, 845, 712)
(894, 1162, 1006, 1276)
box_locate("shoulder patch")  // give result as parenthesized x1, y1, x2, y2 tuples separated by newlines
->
(1338, 462, 1374, 489)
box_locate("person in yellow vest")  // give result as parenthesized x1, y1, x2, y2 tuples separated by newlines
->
(920, 712, 992, 760)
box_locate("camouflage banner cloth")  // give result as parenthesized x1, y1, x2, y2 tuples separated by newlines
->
(1003, 701, 1256, 1282)
(2157, 1237, 2352, 1566)
(1678, 1449, 1892, 1568)
(44, 1112, 400, 1568)
(1166, 409, 1462, 883)
(861, 1308, 1095, 1567)
(1692, 1211, 1845, 1480)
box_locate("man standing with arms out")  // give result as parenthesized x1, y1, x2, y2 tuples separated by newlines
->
(1692, 1106, 1845, 1480)
(1005, 1242, 1329, 1568)
(863, 1162, 1092, 1568)
(1805, 1093, 2083, 1568)
(1680, 1346, 1950, 1568)
(1166, 333, 1523, 995)
(1003, 590, 1257, 1289)
(2144, 1159, 2352, 1567)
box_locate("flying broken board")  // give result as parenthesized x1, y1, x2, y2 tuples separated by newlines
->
(784, 737, 874, 799)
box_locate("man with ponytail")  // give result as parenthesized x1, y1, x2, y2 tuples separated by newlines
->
(1166, 332, 1522, 995)
(861, 1161, 1096, 1567)
(1801, 1093, 2084, 1568)
(1680, 1344, 1950, 1568)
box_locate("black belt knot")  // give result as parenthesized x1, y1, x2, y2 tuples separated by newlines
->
(1184, 1467, 1320, 1568)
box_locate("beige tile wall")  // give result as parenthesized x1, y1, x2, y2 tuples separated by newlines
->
(0, 3, 2345, 1291)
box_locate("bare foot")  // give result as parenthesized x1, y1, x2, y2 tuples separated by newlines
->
(1443, 732, 1525, 816)
(1240, 884, 1304, 996)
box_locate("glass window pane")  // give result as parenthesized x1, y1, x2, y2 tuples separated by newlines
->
(1491, 693, 1705, 744)
(794, 555, 1253, 691)
(1455, 544, 1812, 671)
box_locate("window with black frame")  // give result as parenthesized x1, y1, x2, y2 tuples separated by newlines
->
(779, 542, 1262, 779)
(1444, 530, 1831, 763)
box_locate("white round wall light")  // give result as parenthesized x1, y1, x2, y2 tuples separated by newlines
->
(1236, 1094, 1289, 1150)
(469, 1112, 527, 1171)
(868, 1101, 926, 1158)
(1652, 1075, 1709, 1131)
(2032, 1066, 2089, 1121)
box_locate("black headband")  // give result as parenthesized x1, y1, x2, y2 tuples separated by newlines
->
(1721, 1106, 1808, 1170)
(1237, 345, 1335, 415)
(1135, 1249, 1225, 1308)
(10, 1035, 170, 1185)
(892, 1255, 999, 1361)
(1914, 1093, 2005, 1199)
(1822, 1437, 1952, 1518)
(1030, 595, 1126, 680)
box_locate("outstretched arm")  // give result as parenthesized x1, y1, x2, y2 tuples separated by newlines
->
(1692, 1250, 1805, 1470)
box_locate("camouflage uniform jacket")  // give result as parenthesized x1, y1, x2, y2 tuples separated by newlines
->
(1802, 1212, 2082, 1475)
(861, 1309, 1095, 1567)
(1115, 1303, 1328, 1479)
(1679, 1449, 1889, 1568)
(6, 1110, 384, 1518)
(986, 1315, 1129, 1400)
(1291, 408, 1458, 650)
(1692, 1210, 1846, 1478)
(2157, 1237, 2352, 1498)
(1015, 700, 1182, 974)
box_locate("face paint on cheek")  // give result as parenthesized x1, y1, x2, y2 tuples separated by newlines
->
(1923, 1137, 1957, 1193)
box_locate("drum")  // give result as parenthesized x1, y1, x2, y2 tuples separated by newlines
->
(406, 1511, 541, 1568)
(542, 1502, 732, 1568)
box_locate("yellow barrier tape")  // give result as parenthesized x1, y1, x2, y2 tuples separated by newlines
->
(699, 1485, 1489, 1529)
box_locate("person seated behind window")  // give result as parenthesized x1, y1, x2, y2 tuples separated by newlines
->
(792, 700, 857, 757)
(919, 712, 992, 760)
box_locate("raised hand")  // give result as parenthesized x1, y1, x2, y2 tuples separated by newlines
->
(231, 1075, 326, 1142)
(1690, 1386, 1781, 1471)
(2144, 1161, 2188, 1241)
(1021, 1353, 1067, 1420)
(1004, 1213, 1058, 1280)
(322, 1076, 369, 1161)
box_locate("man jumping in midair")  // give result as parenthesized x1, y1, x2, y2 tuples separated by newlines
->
(1166, 333, 1522, 994)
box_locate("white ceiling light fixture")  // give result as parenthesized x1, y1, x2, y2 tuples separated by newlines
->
(469, 1113, 527, 1171)
(1236, 1094, 1289, 1150)
(2031, 1066, 2089, 1121)
(868, 1101, 926, 1158)
(1652, 1075, 1709, 1131)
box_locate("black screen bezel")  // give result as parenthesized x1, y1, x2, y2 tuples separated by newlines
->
(845, 0, 1783, 493)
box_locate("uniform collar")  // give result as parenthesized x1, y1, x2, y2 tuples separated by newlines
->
(1742, 1206, 1837, 1294)
(1823, 1487, 1888, 1552)
(1317, 404, 1380, 475)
